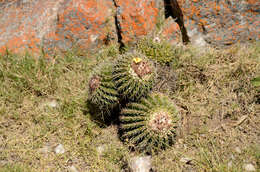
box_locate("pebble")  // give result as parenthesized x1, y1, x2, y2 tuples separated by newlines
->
(47, 100, 58, 108)
(153, 37, 161, 43)
(40, 99, 59, 109)
(244, 163, 256, 171)
(129, 156, 152, 172)
(235, 147, 242, 154)
(96, 145, 106, 154)
(68, 165, 79, 172)
(227, 161, 232, 168)
(180, 157, 193, 164)
(54, 144, 65, 154)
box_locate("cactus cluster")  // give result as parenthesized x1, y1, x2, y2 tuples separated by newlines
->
(87, 51, 179, 154)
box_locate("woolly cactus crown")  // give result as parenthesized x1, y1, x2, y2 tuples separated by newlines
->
(113, 51, 156, 101)
(120, 93, 179, 153)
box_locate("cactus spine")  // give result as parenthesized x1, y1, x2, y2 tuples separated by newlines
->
(113, 52, 156, 101)
(88, 61, 119, 119)
(120, 93, 179, 153)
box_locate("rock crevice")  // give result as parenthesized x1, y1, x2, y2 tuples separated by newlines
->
(112, 0, 124, 49)
(164, 0, 190, 44)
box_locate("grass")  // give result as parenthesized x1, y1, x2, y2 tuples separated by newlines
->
(0, 40, 259, 171)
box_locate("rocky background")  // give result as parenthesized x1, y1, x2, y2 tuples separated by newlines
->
(0, 0, 259, 55)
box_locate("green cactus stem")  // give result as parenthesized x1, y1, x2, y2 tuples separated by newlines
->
(88, 61, 119, 119)
(113, 52, 156, 101)
(120, 93, 179, 153)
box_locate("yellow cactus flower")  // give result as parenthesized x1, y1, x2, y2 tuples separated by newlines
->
(133, 57, 142, 64)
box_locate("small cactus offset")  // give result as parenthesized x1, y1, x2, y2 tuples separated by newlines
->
(113, 51, 156, 101)
(88, 61, 119, 118)
(120, 93, 179, 153)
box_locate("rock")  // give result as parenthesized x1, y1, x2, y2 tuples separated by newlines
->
(153, 37, 161, 43)
(129, 156, 152, 172)
(228, 161, 232, 168)
(235, 147, 242, 154)
(114, 0, 160, 46)
(161, 17, 182, 45)
(187, 28, 208, 47)
(0, 160, 8, 166)
(40, 99, 59, 109)
(175, 0, 260, 47)
(50, 0, 117, 53)
(96, 145, 106, 155)
(68, 165, 79, 172)
(0, 0, 62, 55)
(46, 100, 58, 108)
(180, 157, 193, 164)
(0, 0, 117, 55)
(0, 0, 259, 55)
(54, 144, 65, 154)
(244, 163, 256, 171)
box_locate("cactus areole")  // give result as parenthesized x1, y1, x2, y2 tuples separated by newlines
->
(88, 61, 119, 117)
(113, 53, 156, 101)
(89, 75, 100, 93)
(148, 111, 173, 133)
(131, 59, 152, 79)
(120, 93, 179, 153)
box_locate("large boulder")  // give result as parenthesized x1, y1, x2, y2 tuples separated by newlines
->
(0, 0, 117, 55)
(114, 0, 160, 46)
(175, 0, 260, 46)
(0, 0, 259, 55)
(45, 0, 117, 54)
(0, 0, 64, 55)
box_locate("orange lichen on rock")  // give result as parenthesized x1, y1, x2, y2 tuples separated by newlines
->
(0, 0, 117, 55)
(175, 0, 260, 46)
(114, 0, 159, 45)
(0, 0, 259, 55)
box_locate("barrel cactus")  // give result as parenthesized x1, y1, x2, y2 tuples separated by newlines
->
(120, 93, 179, 153)
(113, 51, 156, 101)
(88, 61, 119, 119)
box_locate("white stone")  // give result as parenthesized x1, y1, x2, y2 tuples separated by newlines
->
(153, 37, 161, 43)
(54, 144, 65, 154)
(187, 28, 207, 47)
(96, 145, 106, 154)
(180, 157, 192, 164)
(46, 100, 58, 108)
(129, 156, 152, 172)
(244, 163, 256, 171)
(40, 99, 59, 109)
(235, 147, 242, 154)
(68, 165, 79, 172)
(228, 161, 232, 168)
(193, 35, 207, 47)
(90, 35, 99, 42)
